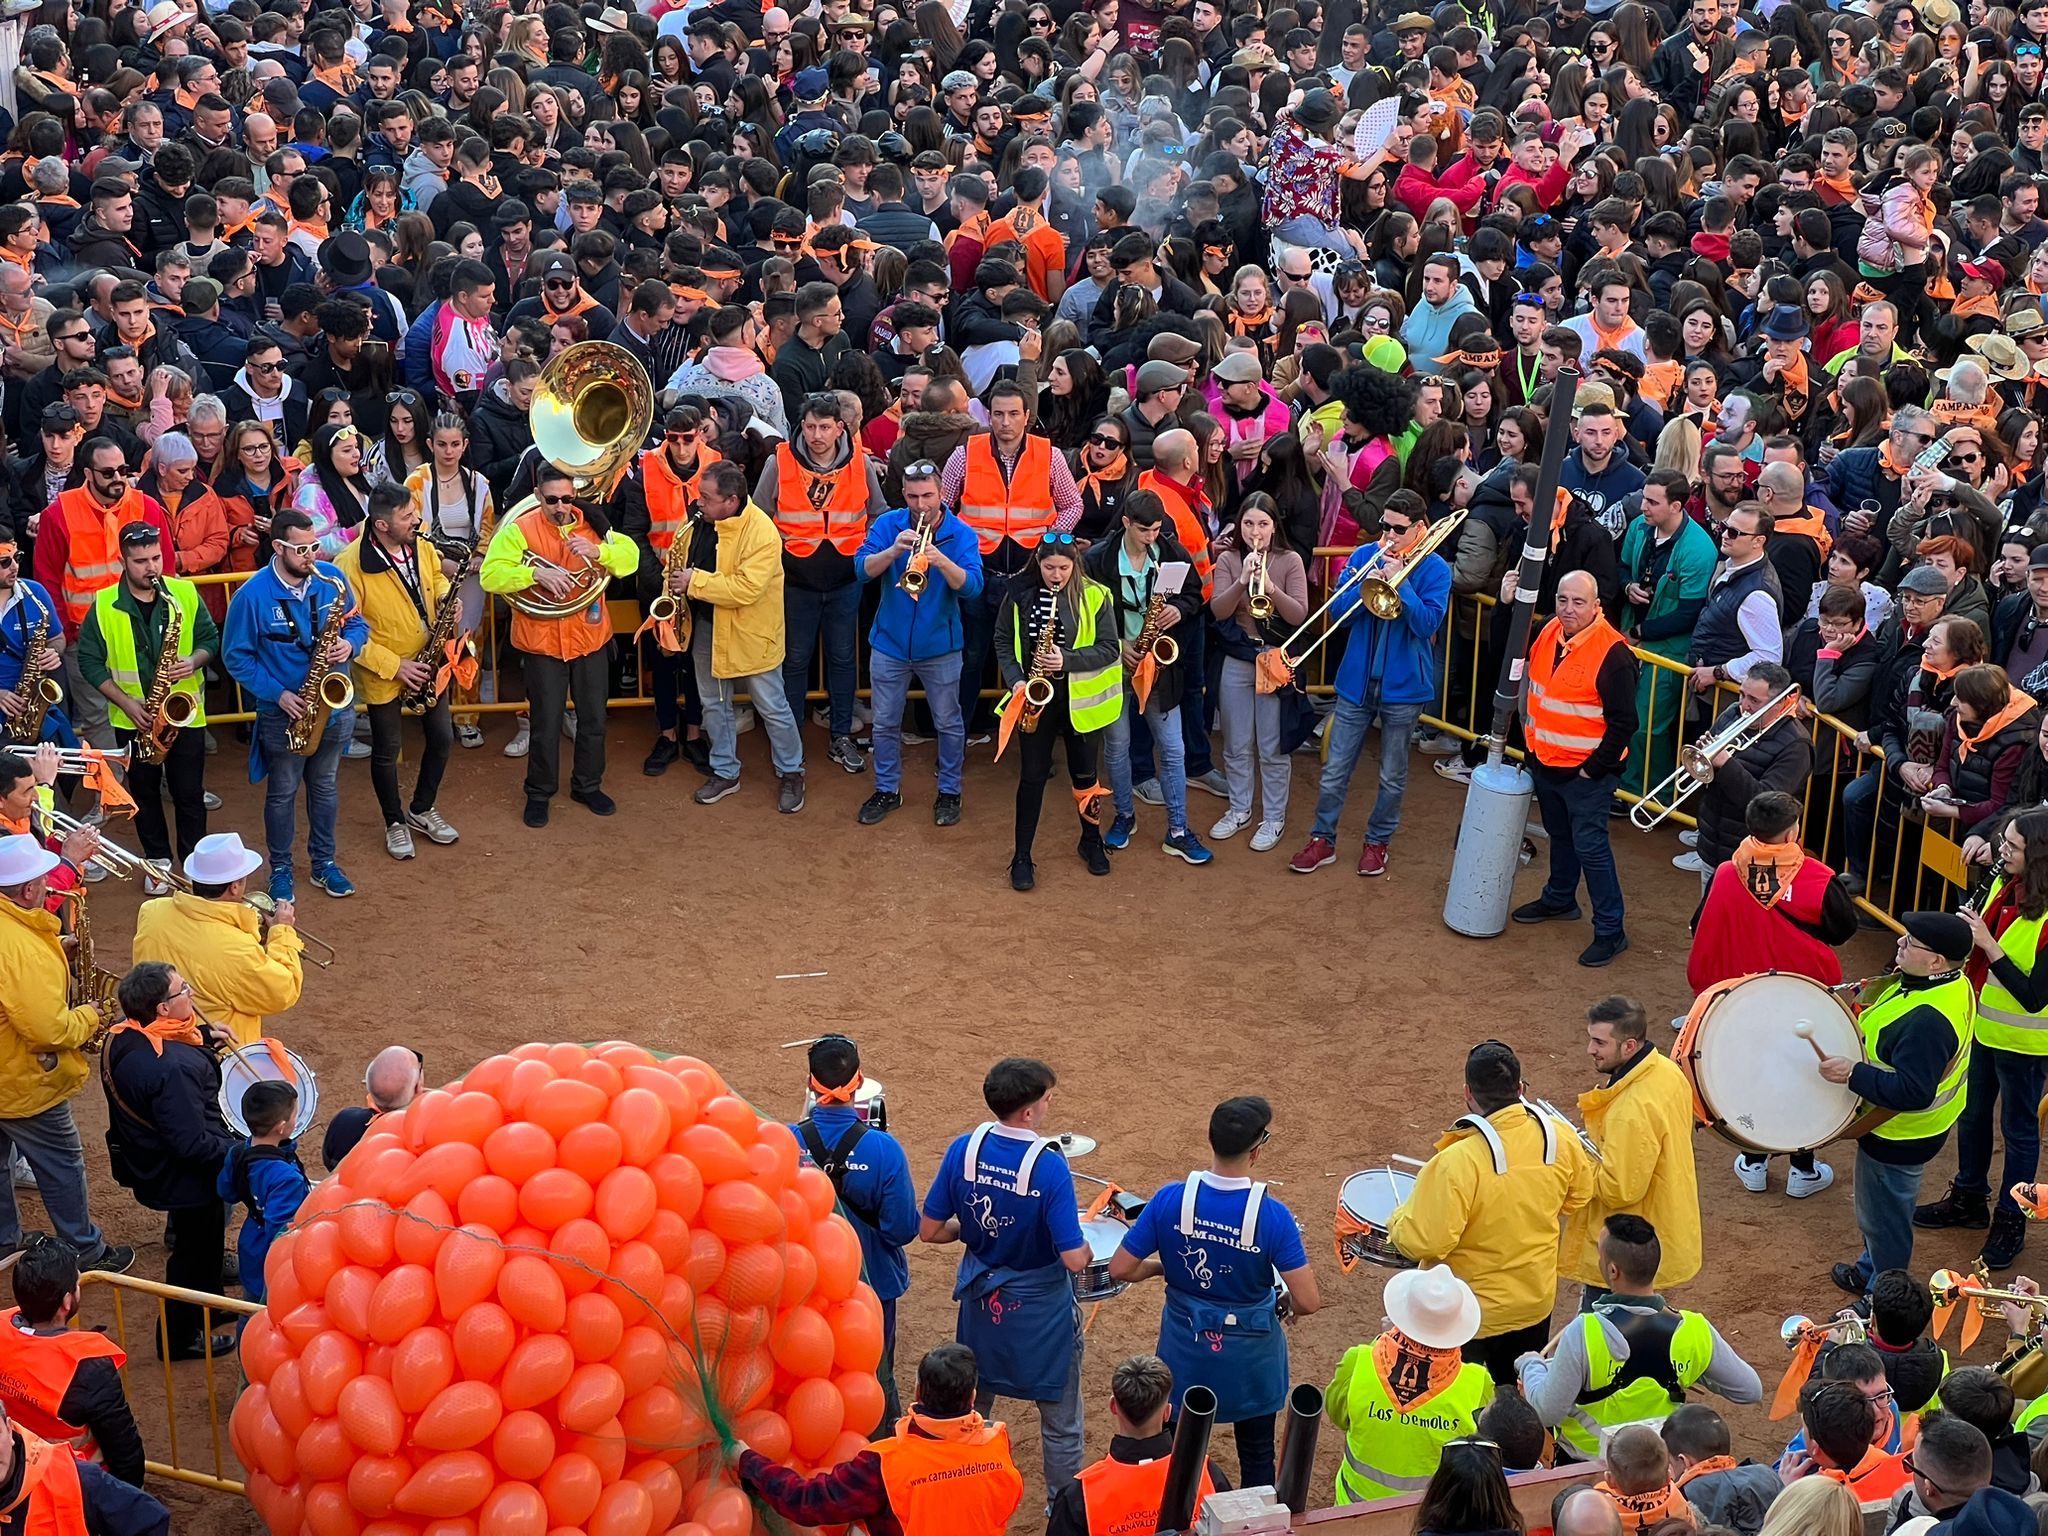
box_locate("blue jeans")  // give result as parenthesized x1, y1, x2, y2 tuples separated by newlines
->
(1853, 1148, 1928, 1287)
(1953, 1045, 2048, 1216)
(1132, 618, 1213, 781)
(0, 1103, 106, 1259)
(1311, 696, 1422, 845)
(256, 706, 349, 880)
(1533, 768, 1626, 938)
(1104, 687, 1187, 832)
(1842, 763, 1882, 877)
(782, 580, 860, 736)
(694, 625, 804, 781)
(976, 1301, 1085, 1497)
(869, 650, 965, 795)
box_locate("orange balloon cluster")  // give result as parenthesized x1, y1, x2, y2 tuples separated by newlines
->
(229, 1043, 889, 1536)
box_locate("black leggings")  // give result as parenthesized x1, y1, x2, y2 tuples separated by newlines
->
(366, 696, 452, 825)
(1232, 1413, 1277, 1492)
(1013, 688, 1099, 857)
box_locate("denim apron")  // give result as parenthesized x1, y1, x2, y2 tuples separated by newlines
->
(1155, 1173, 1286, 1423)
(952, 1123, 1077, 1402)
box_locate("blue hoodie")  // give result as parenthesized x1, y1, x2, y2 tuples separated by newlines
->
(788, 1105, 921, 1302)
(1328, 543, 1451, 708)
(854, 508, 985, 664)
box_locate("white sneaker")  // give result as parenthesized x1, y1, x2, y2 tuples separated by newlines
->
(562, 709, 578, 740)
(1250, 822, 1284, 852)
(1134, 778, 1165, 806)
(385, 822, 416, 860)
(456, 725, 484, 749)
(80, 859, 109, 883)
(1734, 1154, 1769, 1194)
(202, 790, 222, 810)
(1433, 759, 1474, 784)
(1416, 731, 1463, 756)
(735, 705, 756, 735)
(342, 737, 372, 759)
(1210, 808, 1250, 840)
(11, 1155, 33, 1188)
(503, 722, 531, 758)
(405, 807, 459, 845)
(1679, 828, 1699, 848)
(1787, 1162, 1836, 1199)
(143, 860, 172, 897)
(1672, 850, 1708, 873)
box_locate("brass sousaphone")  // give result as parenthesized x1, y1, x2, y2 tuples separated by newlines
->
(504, 340, 656, 621)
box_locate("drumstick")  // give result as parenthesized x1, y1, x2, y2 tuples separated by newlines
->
(1794, 1021, 1830, 1064)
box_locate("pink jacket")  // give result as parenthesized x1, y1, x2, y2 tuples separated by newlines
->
(1201, 381, 1290, 489)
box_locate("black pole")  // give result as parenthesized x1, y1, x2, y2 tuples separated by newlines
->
(1274, 1382, 1324, 1513)
(1481, 363, 1581, 762)
(1155, 1384, 1218, 1534)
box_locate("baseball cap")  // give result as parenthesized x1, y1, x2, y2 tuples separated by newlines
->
(2029, 544, 2048, 571)
(793, 66, 830, 100)
(1960, 257, 2008, 287)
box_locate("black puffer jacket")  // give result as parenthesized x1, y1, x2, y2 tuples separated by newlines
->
(466, 378, 531, 505)
(1695, 707, 1815, 867)
(99, 1031, 234, 1212)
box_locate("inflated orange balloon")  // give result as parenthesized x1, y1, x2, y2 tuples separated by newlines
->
(565, 1292, 625, 1363)
(335, 1200, 398, 1270)
(302, 1479, 361, 1536)
(593, 1166, 657, 1244)
(681, 1481, 751, 1536)
(684, 1230, 726, 1295)
(541, 1042, 589, 1074)
(293, 1220, 347, 1299)
(351, 1145, 419, 1206)
(478, 1482, 549, 1536)
(389, 1142, 488, 1207)
(622, 1065, 696, 1130)
(277, 1299, 330, 1352)
(457, 1174, 521, 1233)
(702, 1183, 781, 1247)
(655, 1274, 696, 1339)
(598, 1240, 664, 1325)
(296, 1417, 355, 1481)
(591, 1040, 657, 1070)
(435, 1226, 507, 1321)
(747, 1125, 799, 1193)
(716, 1244, 784, 1311)
(558, 1122, 624, 1185)
(716, 1347, 774, 1417)
(557, 1363, 626, 1434)
(499, 1057, 557, 1116)
(297, 1180, 354, 1226)
(336, 1376, 405, 1456)
(731, 1410, 792, 1465)
(498, 1254, 568, 1333)
(647, 1153, 705, 1222)
(574, 1057, 625, 1100)
(829, 1297, 884, 1373)
(395, 1452, 496, 1517)
(300, 1330, 363, 1417)
(414, 1382, 505, 1452)
(617, 1385, 686, 1448)
(395, 1189, 457, 1266)
(820, 1429, 873, 1470)
(367, 1264, 436, 1345)
(539, 1452, 603, 1528)
(625, 1461, 682, 1534)
(454, 1303, 518, 1383)
(784, 1377, 844, 1460)
(793, 1166, 837, 1222)
(391, 1325, 456, 1414)
(402, 1089, 454, 1151)
(438, 1091, 507, 1148)
(500, 1335, 577, 1412)
(483, 1122, 557, 1185)
(528, 1078, 610, 1141)
(674, 1126, 748, 1186)
(345, 1455, 410, 1519)
(568, 1419, 628, 1483)
(610, 1326, 669, 1397)
(767, 1308, 834, 1381)
(777, 1190, 814, 1247)
(240, 1310, 290, 1386)
(778, 1245, 818, 1311)
(639, 1209, 689, 1271)
(549, 1218, 612, 1298)
(518, 1168, 595, 1232)
(250, 1397, 298, 1486)
(701, 1096, 758, 1145)
(460, 1054, 517, 1104)
(491, 1410, 557, 1482)
(605, 1088, 672, 1166)
(834, 1371, 886, 1439)
(588, 1478, 653, 1536)
(810, 1219, 862, 1303)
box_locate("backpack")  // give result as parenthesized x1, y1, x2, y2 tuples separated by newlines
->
(795, 1118, 881, 1229)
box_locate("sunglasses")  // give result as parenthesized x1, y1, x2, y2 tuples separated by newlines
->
(0, 555, 17, 568)
(903, 459, 939, 477)
(55, 331, 89, 344)
(1044, 532, 1077, 547)
(1086, 433, 1124, 448)
(540, 492, 577, 505)
(666, 430, 698, 444)
(280, 540, 322, 555)
(545, 277, 576, 289)
(247, 358, 282, 373)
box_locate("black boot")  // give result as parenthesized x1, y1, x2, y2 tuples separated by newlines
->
(1915, 1183, 1992, 1230)
(1984, 1207, 2029, 1271)
(1078, 821, 1110, 876)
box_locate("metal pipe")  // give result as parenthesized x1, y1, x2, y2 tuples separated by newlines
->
(1274, 1382, 1324, 1513)
(1155, 1384, 1217, 1534)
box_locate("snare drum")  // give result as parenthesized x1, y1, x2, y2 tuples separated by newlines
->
(1677, 972, 1875, 1154)
(1074, 1216, 1130, 1302)
(804, 1076, 888, 1131)
(1335, 1168, 1417, 1273)
(218, 1039, 320, 1140)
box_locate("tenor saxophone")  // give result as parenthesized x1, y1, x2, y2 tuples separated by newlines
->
(52, 887, 119, 1046)
(134, 579, 197, 765)
(642, 512, 699, 656)
(1020, 586, 1061, 734)
(402, 542, 482, 712)
(1132, 592, 1180, 665)
(7, 605, 61, 744)
(284, 573, 356, 756)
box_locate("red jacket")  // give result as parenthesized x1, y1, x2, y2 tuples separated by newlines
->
(1491, 158, 1570, 212)
(1687, 857, 1846, 994)
(1394, 158, 1485, 225)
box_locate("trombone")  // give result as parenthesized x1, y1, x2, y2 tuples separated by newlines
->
(1630, 683, 1802, 831)
(44, 746, 128, 776)
(35, 807, 335, 968)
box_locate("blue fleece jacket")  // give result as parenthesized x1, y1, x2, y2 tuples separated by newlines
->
(1329, 544, 1451, 708)
(789, 1105, 921, 1301)
(222, 558, 372, 712)
(855, 509, 985, 664)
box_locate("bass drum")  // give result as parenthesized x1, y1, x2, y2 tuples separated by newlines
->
(218, 1039, 320, 1140)
(1676, 972, 1879, 1154)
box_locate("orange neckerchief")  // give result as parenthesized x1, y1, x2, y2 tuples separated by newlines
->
(1772, 505, 1833, 559)
(1642, 358, 1684, 411)
(1371, 1329, 1467, 1411)
(34, 194, 76, 210)
(1931, 398, 2000, 431)
(107, 1016, 206, 1056)
(116, 320, 154, 350)
(1548, 486, 1574, 550)
(1591, 313, 1640, 353)
(1927, 271, 1957, 303)
(1078, 449, 1127, 505)
(1951, 292, 2002, 320)
(311, 60, 358, 93)
(1923, 658, 1966, 686)
(0, 249, 32, 276)
(1732, 835, 1807, 909)
(1675, 1456, 1740, 1490)
(1957, 684, 2036, 762)
(1596, 1480, 1693, 1533)
(106, 389, 142, 412)
(289, 218, 329, 244)
(363, 206, 397, 232)
(0, 310, 37, 346)
(1879, 440, 1919, 478)
(1817, 171, 1860, 201)
(1230, 305, 1273, 335)
(906, 1410, 992, 1442)
(383, 14, 413, 30)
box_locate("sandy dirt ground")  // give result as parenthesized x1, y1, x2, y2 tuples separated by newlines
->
(52, 711, 2010, 1533)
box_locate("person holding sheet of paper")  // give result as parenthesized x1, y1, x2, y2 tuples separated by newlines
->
(1085, 491, 1213, 866)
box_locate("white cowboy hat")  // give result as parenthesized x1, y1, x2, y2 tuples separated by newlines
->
(182, 832, 263, 886)
(0, 834, 59, 888)
(1384, 1264, 1481, 1349)
(143, 0, 190, 41)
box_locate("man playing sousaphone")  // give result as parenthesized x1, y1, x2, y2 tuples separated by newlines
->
(1386, 1042, 1597, 1385)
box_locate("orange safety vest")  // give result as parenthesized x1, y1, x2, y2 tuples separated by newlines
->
(6, 1426, 88, 1536)
(0, 1312, 122, 1454)
(771, 442, 869, 558)
(872, 1419, 1023, 1536)
(642, 447, 719, 556)
(508, 505, 611, 663)
(1135, 470, 1215, 599)
(958, 435, 1057, 556)
(1077, 1451, 1216, 1536)
(52, 488, 143, 630)
(1525, 613, 1629, 770)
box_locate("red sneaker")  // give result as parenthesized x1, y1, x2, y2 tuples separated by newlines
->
(1358, 842, 1390, 876)
(1289, 836, 1336, 873)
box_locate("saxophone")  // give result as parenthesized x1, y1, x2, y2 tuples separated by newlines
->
(1020, 585, 1062, 733)
(134, 579, 196, 765)
(52, 887, 118, 1048)
(284, 573, 356, 756)
(642, 511, 699, 657)
(7, 605, 60, 744)
(1132, 591, 1181, 666)
(402, 541, 482, 713)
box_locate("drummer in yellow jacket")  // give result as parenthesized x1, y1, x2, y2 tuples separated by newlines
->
(1559, 995, 1701, 1299)
(132, 832, 304, 1046)
(1386, 1041, 1598, 1384)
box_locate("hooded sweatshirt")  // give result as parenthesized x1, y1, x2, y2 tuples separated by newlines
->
(667, 346, 789, 437)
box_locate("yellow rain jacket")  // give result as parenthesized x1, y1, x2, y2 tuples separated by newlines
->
(690, 502, 787, 680)
(1560, 1048, 1701, 1288)
(1387, 1103, 1599, 1334)
(0, 898, 98, 1119)
(334, 533, 455, 708)
(131, 894, 304, 1046)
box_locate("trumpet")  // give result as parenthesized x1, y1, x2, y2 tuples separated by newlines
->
(1257, 510, 1468, 692)
(40, 747, 129, 776)
(1357, 506, 1468, 621)
(1527, 1096, 1601, 1161)
(1247, 549, 1275, 623)
(243, 892, 336, 970)
(1930, 1263, 2048, 1353)
(1780, 1311, 1868, 1350)
(1630, 683, 1802, 831)
(900, 519, 935, 598)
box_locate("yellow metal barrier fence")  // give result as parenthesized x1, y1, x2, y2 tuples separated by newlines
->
(74, 1270, 259, 1493)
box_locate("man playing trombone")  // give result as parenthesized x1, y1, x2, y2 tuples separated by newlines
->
(1683, 663, 1811, 896)
(131, 832, 303, 1048)
(1511, 569, 1640, 970)
(1288, 490, 1452, 880)
(75, 523, 216, 894)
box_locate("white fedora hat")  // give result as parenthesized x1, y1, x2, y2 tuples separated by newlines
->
(183, 832, 263, 886)
(0, 834, 59, 888)
(143, 0, 189, 40)
(1384, 1264, 1481, 1350)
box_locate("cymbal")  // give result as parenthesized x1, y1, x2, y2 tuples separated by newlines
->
(1054, 1132, 1097, 1158)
